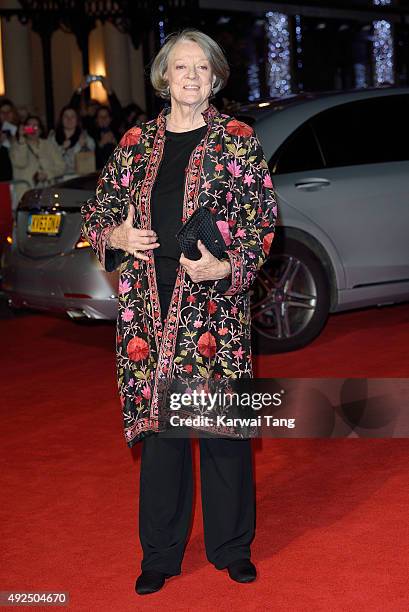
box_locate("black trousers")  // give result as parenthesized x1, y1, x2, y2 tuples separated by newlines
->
(138, 431, 256, 575)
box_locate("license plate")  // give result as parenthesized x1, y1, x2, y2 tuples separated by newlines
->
(28, 214, 62, 235)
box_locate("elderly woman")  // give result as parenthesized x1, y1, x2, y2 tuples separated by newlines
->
(81, 29, 277, 595)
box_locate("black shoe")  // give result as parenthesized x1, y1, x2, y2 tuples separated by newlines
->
(227, 559, 257, 583)
(135, 570, 172, 595)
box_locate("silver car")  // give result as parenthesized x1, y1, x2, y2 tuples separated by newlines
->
(2, 87, 409, 351)
(1, 174, 119, 321)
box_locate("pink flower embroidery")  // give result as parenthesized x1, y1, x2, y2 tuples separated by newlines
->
(194, 320, 203, 328)
(263, 174, 273, 188)
(142, 384, 151, 399)
(121, 307, 134, 322)
(244, 173, 255, 187)
(226, 191, 233, 203)
(233, 346, 245, 359)
(227, 159, 242, 178)
(216, 220, 232, 246)
(121, 171, 133, 188)
(234, 227, 246, 239)
(119, 279, 132, 294)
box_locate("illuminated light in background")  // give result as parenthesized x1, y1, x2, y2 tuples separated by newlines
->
(295, 14, 303, 91)
(89, 23, 108, 103)
(158, 20, 165, 46)
(91, 58, 107, 104)
(354, 63, 368, 88)
(158, 4, 165, 46)
(247, 60, 261, 101)
(265, 12, 292, 97)
(372, 0, 394, 85)
(89, 58, 107, 102)
(0, 19, 5, 96)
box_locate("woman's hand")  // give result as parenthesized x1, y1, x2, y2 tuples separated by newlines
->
(100, 76, 113, 95)
(108, 203, 159, 261)
(99, 131, 116, 147)
(77, 76, 89, 91)
(180, 240, 231, 282)
(79, 132, 87, 147)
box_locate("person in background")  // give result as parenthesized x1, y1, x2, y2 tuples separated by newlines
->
(70, 75, 123, 135)
(78, 96, 101, 135)
(48, 106, 95, 176)
(121, 103, 148, 134)
(0, 98, 19, 154)
(0, 98, 19, 130)
(92, 105, 120, 169)
(9, 115, 65, 201)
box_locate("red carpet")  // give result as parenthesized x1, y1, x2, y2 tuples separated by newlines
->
(1, 303, 408, 611)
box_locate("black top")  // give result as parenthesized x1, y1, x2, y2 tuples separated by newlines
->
(151, 124, 207, 316)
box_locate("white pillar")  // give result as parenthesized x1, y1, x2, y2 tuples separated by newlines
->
(103, 21, 132, 106)
(2, 16, 33, 107)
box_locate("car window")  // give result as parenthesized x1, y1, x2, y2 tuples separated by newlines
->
(54, 173, 99, 190)
(269, 122, 324, 175)
(312, 94, 409, 167)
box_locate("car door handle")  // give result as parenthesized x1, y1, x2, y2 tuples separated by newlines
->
(294, 178, 331, 190)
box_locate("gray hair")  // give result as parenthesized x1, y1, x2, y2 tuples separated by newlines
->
(150, 29, 230, 100)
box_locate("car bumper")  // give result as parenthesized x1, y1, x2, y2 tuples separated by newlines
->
(1, 246, 119, 320)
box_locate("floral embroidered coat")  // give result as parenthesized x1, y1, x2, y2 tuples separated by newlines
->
(81, 103, 278, 447)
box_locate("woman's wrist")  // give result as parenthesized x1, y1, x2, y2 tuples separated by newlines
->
(106, 226, 119, 249)
(218, 258, 231, 279)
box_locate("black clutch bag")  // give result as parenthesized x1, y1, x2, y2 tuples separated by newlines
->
(176, 205, 227, 261)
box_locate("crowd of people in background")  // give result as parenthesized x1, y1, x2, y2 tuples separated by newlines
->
(0, 78, 240, 201)
(0, 75, 147, 199)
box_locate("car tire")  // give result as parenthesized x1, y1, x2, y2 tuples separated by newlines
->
(251, 238, 331, 353)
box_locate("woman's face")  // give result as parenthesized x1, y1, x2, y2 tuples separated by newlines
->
(165, 40, 215, 108)
(25, 117, 41, 140)
(0, 104, 18, 126)
(96, 109, 111, 129)
(62, 109, 78, 131)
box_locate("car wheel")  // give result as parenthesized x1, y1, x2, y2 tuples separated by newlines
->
(251, 239, 331, 353)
